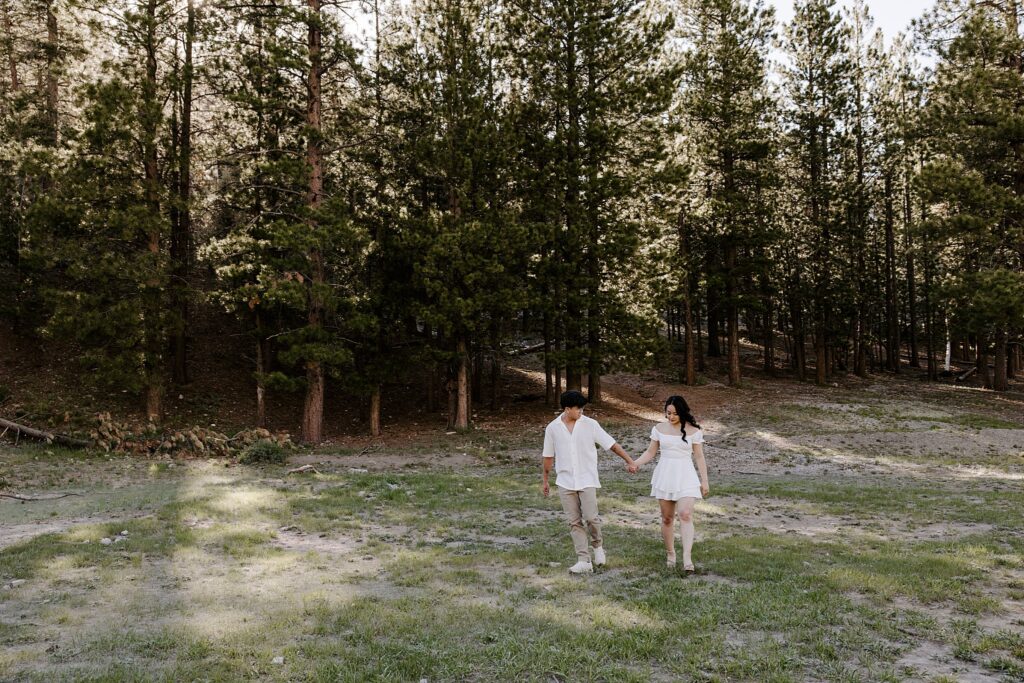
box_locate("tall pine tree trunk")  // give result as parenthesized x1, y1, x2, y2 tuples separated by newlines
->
(171, 0, 194, 385)
(726, 243, 740, 386)
(425, 324, 438, 412)
(301, 0, 325, 443)
(696, 295, 705, 372)
(584, 41, 602, 404)
(472, 344, 483, 405)
(679, 212, 696, 384)
(367, 0, 388, 438)
(2, 0, 17, 92)
(587, 356, 601, 402)
(44, 0, 57, 144)
(854, 283, 868, 376)
(706, 282, 722, 357)
(977, 337, 992, 389)
(544, 311, 554, 405)
(455, 336, 470, 430)
(993, 329, 1008, 391)
(924, 250, 937, 380)
(884, 173, 899, 373)
(370, 387, 382, 436)
(489, 326, 499, 411)
(761, 272, 774, 375)
(563, 11, 583, 395)
(920, 193, 938, 380)
(854, 76, 868, 378)
(587, 269, 601, 403)
(142, 0, 163, 423)
(255, 311, 267, 428)
(904, 165, 919, 368)
(790, 281, 806, 381)
(555, 304, 564, 397)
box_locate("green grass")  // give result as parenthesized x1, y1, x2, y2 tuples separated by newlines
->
(4, 463, 1021, 682)
(3, 388, 1024, 682)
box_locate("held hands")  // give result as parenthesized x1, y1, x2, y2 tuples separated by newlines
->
(625, 459, 639, 474)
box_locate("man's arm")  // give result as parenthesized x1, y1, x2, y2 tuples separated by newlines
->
(541, 426, 555, 496)
(594, 421, 636, 472)
(609, 443, 636, 472)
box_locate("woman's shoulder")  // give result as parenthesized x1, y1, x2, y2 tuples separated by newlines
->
(684, 424, 704, 440)
(654, 422, 682, 435)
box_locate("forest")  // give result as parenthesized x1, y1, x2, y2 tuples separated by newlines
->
(1, 0, 1022, 443)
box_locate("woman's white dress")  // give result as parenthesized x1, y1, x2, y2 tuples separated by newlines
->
(649, 425, 704, 501)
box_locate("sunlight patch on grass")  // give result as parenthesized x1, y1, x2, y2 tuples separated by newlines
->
(206, 487, 284, 516)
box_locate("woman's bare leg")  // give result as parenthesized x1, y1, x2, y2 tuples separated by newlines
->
(659, 499, 676, 564)
(678, 497, 696, 568)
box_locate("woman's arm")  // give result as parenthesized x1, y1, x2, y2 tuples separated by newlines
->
(633, 439, 659, 468)
(692, 443, 709, 495)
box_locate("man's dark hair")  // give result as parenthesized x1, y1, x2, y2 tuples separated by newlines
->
(560, 390, 589, 409)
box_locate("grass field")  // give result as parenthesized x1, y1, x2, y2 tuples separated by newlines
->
(2, 378, 1023, 682)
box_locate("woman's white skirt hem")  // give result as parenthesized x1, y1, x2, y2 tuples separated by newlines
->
(650, 485, 702, 501)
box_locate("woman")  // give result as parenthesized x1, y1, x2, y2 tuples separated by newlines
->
(632, 395, 709, 571)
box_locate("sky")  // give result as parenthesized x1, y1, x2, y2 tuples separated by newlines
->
(770, 0, 935, 42)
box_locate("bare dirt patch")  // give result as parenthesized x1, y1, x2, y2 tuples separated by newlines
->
(0, 512, 154, 551)
(700, 494, 998, 543)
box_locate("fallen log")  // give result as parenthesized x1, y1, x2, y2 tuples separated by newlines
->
(0, 417, 91, 449)
(511, 341, 546, 356)
(956, 367, 977, 382)
(286, 464, 319, 475)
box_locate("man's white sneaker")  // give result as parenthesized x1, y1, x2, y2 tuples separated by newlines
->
(568, 560, 593, 574)
(593, 547, 606, 567)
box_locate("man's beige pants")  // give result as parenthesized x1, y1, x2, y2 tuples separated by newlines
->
(558, 486, 602, 560)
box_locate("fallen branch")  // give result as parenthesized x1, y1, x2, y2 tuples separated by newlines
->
(0, 417, 91, 449)
(286, 464, 319, 475)
(512, 342, 546, 356)
(355, 443, 382, 458)
(0, 492, 82, 501)
(957, 366, 978, 382)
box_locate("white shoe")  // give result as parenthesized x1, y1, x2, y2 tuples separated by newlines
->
(568, 560, 593, 574)
(593, 547, 606, 567)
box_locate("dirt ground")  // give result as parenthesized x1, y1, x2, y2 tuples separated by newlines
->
(3, 337, 1024, 680)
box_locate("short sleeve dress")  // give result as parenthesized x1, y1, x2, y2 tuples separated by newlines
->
(649, 425, 705, 501)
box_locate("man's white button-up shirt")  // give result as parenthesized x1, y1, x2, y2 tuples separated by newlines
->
(542, 414, 617, 491)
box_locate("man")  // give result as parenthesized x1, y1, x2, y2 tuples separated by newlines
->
(542, 390, 637, 574)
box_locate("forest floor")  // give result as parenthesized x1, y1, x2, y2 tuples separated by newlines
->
(2, 358, 1024, 682)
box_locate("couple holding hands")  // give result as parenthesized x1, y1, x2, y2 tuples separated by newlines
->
(541, 390, 709, 574)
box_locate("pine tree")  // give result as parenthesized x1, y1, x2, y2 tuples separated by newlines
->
(918, 0, 1024, 392)
(385, 0, 527, 430)
(678, 0, 775, 387)
(168, 0, 195, 385)
(511, 0, 676, 401)
(203, 0, 368, 438)
(0, 0, 80, 324)
(22, 0, 178, 420)
(781, 0, 850, 384)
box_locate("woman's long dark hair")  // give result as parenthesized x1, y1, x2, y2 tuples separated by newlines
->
(665, 395, 700, 442)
